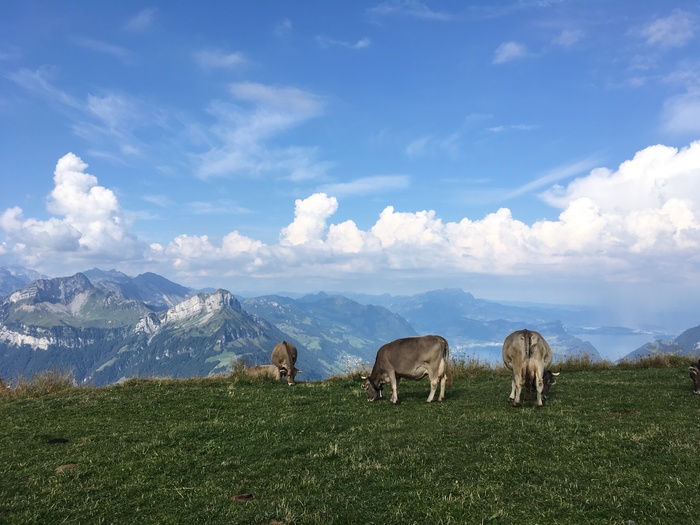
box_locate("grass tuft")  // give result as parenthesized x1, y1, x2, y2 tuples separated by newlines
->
(0, 369, 76, 400)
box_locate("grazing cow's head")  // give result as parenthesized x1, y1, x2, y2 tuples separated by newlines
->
(689, 361, 700, 394)
(361, 376, 383, 401)
(541, 370, 560, 399)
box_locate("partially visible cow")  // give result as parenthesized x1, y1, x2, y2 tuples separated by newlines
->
(271, 341, 300, 385)
(362, 335, 449, 404)
(690, 358, 700, 394)
(246, 364, 281, 380)
(502, 329, 554, 408)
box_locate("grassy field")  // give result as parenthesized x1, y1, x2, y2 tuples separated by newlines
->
(1, 361, 699, 525)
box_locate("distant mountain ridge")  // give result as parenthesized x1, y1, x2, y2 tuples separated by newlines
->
(624, 323, 700, 360)
(4, 265, 692, 387)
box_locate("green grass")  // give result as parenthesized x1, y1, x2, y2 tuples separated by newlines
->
(1, 362, 699, 524)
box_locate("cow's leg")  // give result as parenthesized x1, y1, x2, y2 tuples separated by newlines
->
(535, 365, 545, 407)
(389, 372, 399, 404)
(427, 374, 438, 403)
(512, 368, 524, 407)
(508, 375, 517, 402)
(436, 358, 447, 402)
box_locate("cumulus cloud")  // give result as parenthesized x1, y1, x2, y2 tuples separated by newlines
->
(0, 153, 143, 269)
(6, 144, 700, 300)
(280, 193, 338, 246)
(493, 41, 528, 64)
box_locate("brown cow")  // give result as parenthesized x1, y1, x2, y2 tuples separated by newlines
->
(246, 364, 281, 380)
(690, 358, 700, 394)
(502, 329, 555, 407)
(271, 341, 300, 385)
(362, 335, 449, 404)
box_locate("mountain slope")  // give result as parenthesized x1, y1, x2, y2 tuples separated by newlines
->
(243, 293, 417, 374)
(0, 277, 318, 386)
(83, 268, 193, 310)
(624, 323, 700, 360)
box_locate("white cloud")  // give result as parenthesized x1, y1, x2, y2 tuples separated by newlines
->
(280, 193, 338, 246)
(634, 9, 696, 49)
(316, 36, 371, 49)
(493, 41, 528, 64)
(73, 38, 135, 64)
(318, 175, 410, 197)
(0, 153, 143, 269)
(196, 82, 327, 179)
(195, 50, 247, 70)
(660, 92, 700, 135)
(368, 1, 454, 21)
(125, 8, 157, 32)
(553, 29, 583, 48)
(6, 144, 700, 307)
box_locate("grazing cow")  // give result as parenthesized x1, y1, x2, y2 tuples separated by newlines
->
(690, 358, 700, 394)
(502, 329, 554, 407)
(271, 341, 300, 385)
(246, 364, 282, 380)
(362, 335, 449, 404)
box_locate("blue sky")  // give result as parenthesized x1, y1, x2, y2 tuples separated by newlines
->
(2, 1, 700, 329)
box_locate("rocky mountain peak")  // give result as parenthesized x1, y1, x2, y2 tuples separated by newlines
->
(8, 273, 94, 305)
(159, 289, 241, 325)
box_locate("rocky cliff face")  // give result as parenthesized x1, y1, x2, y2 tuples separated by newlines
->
(8, 273, 94, 305)
(162, 289, 241, 325)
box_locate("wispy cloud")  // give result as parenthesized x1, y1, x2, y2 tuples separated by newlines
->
(487, 124, 539, 133)
(368, 0, 454, 21)
(553, 29, 583, 48)
(73, 38, 135, 64)
(186, 200, 252, 215)
(318, 175, 410, 197)
(507, 157, 602, 199)
(194, 49, 247, 70)
(196, 82, 328, 179)
(124, 8, 157, 32)
(7, 67, 81, 109)
(316, 36, 371, 49)
(493, 41, 528, 64)
(405, 133, 461, 159)
(632, 9, 696, 49)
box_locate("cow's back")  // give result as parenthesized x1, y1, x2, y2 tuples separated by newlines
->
(271, 341, 297, 369)
(378, 335, 448, 376)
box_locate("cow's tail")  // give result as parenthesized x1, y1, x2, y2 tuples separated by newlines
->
(524, 366, 532, 401)
(441, 337, 453, 392)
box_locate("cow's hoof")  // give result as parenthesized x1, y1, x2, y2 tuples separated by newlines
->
(511, 401, 521, 408)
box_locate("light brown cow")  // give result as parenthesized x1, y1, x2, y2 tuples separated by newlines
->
(246, 364, 282, 380)
(690, 358, 700, 394)
(502, 329, 556, 408)
(362, 335, 449, 404)
(271, 341, 300, 385)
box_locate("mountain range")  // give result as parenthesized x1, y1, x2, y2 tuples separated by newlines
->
(1, 266, 698, 386)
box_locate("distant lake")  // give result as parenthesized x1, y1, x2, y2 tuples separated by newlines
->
(577, 333, 663, 361)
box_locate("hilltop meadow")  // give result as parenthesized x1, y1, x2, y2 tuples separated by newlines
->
(1, 356, 699, 525)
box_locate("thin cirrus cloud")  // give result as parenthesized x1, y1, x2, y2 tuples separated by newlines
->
(493, 41, 528, 64)
(316, 36, 371, 49)
(194, 49, 247, 70)
(632, 9, 696, 49)
(317, 175, 411, 197)
(195, 82, 327, 179)
(124, 8, 157, 32)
